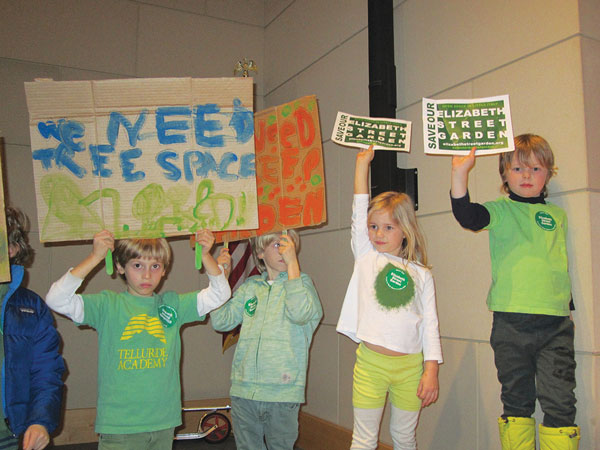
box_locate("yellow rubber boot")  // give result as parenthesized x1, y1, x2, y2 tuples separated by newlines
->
(498, 417, 536, 450)
(539, 424, 580, 450)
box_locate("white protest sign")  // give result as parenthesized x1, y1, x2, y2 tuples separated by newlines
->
(331, 112, 412, 151)
(423, 95, 514, 155)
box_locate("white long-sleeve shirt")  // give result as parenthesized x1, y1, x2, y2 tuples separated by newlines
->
(336, 194, 443, 363)
(46, 267, 231, 323)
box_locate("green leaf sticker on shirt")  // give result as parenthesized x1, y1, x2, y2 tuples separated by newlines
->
(374, 263, 415, 309)
(158, 304, 178, 328)
(535, 211, 556, 231)
(244, 296, 258, 317)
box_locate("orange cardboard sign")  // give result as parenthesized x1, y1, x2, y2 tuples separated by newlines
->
(215, 96, 326, 242)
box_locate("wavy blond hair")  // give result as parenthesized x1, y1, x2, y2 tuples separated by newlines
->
(368, 192, 429, 267)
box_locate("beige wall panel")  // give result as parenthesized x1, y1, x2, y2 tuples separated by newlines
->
(580, 0, 600, 40)
(421, 213, 493, 341)
(321, 140, 341, 231)
(2, 142, 41, 224)
(134, 0, 207, 15)
(477, 342, 502, 449)
(26, 239, 52, 298)
(55, 319, 100, 409)
(394, 0, 580, 107)
(136, 5, 264, 93)
(396, 83, 472, 216)
(206, 0, 265, 26)
(161, 238, 205, 293)
(472, 39, 586, 197)
(58, 68, 127, 82)
(291, 30, 369, 144)
(265, 0, 293, 25)
(0, 0, 138, 75)
(48, 243, 123, 296)
(338, 335, 358, 428)
(569, 352, 596, 449)
(582, 38, 600, 190)
(264, 79, 299, 108)
(0, 60, 59, 146)
(591, 193, 600, 350)
(180, 322, 234, 400)
(415, 339, 479, 449)
(297, 229, 352, 325)
(303, 325, 339, 420)
(551, 192, 594, 353)
(264, 0, 367, 94)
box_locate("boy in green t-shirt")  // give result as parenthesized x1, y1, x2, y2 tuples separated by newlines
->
(450, 135, 579, 449)
(46, 229, 231, 450)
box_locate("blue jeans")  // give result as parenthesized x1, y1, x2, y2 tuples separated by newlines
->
(230, 396, 300, 450)
(490, 312, 576, 427)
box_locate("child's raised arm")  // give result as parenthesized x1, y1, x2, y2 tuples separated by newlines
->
(195, 230, 222, 276)
(71, 230, 114, 279)
(216, 247, 232, 278)
(278, 234, 300, 280)
(354, 145, 375, 195)
(450, 146, 476, 198)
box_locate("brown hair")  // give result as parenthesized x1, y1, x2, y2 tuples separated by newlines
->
(113, 238, 172, 277)
(5, 206, 34, 266)
(368, 192, 429, 267)
(499, 134, 556, 197)
(250, 230, 300, 273)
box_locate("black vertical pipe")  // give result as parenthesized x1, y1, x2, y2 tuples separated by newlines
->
(368, 0, 397, 194)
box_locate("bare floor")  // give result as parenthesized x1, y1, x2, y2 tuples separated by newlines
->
(51, 436, 237, 449)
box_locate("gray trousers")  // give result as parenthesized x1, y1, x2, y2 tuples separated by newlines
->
(490, 311, 577, 427)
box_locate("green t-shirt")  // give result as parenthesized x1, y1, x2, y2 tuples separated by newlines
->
(81, 290, 203, 434)
(484, 197, 571, 316)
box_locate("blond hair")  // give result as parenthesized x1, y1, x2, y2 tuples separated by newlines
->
(368, 192, 429, 267)
(499, 134, 556, 198)
(113, 238, 172, 277)
(250, 230, 300, 273)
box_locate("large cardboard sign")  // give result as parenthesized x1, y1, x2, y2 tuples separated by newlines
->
(423, 95, 514, 155)
(25, 77, 257, 242)
(215, 96, 326, 242)
(331, 112, 411, 151)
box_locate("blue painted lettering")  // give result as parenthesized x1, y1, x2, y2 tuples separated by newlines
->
(120, 148, 145, 182)
(107, 111, 148, 147)
(194, 104, 224, 147)
(156, 107, 191, 145)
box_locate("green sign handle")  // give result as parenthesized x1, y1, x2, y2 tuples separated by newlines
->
(105, 250, 114, 276)
(195, 242, 203, 270)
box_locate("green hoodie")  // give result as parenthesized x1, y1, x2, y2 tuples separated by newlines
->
(211, 271, 322, 403)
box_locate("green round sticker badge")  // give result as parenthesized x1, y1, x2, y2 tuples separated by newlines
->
(374, 263, 415, 309)
(158, 305, 178, 328)
(535, 211, 556, 231)
(244, 297, 258, 317)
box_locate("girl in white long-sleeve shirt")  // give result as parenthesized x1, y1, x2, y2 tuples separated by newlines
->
(337, 146, 443, 450)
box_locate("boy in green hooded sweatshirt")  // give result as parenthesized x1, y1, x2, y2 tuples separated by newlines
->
(210, 230, 322, 450)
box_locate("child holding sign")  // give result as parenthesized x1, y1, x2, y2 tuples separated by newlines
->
(337, 145, 442, 449)
(45, 230, 231, 450)
(450, 134, 579, 449)
(210, 230, 322, 450)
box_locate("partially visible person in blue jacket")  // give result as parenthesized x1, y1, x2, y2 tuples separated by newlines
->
(0, 207, 65, 450)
